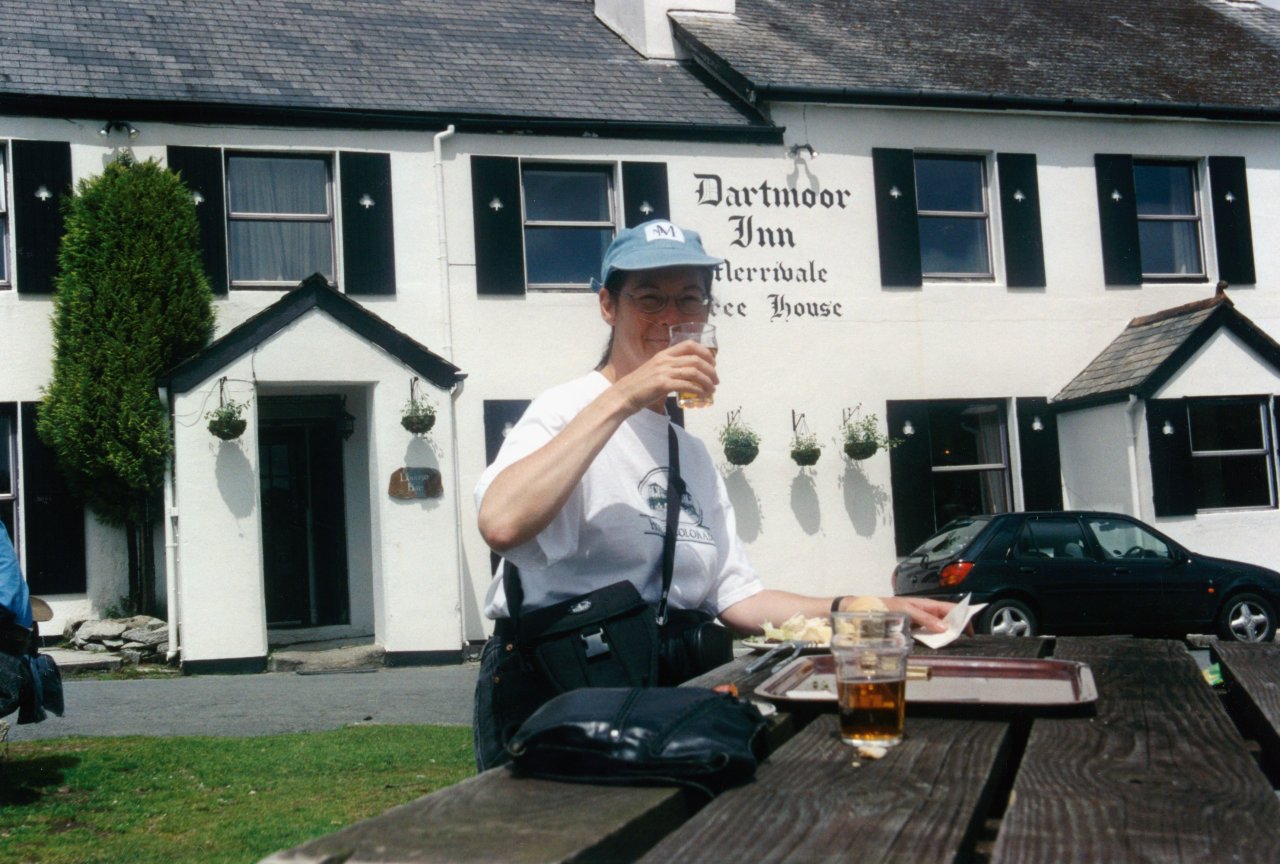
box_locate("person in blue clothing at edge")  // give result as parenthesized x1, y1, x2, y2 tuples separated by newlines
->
(471, 219, 956, 769)
(1, 518, 51, 719)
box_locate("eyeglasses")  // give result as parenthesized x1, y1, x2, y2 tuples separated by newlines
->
(621, 291, 711, 316)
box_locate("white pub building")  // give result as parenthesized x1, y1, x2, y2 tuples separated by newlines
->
(1, 0, 1278, 669)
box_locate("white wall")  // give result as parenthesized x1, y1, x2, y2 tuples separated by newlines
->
(169, 310, 461, 661)
(4, 103, 1280, 653)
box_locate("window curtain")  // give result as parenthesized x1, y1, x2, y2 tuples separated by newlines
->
(973, 408, 1010, 513)
(228, 158, 331, 283)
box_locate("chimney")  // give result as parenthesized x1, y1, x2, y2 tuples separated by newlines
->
(595, 0, 735, 60)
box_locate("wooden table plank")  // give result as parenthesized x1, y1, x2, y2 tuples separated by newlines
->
(993, 638, 1280, 864)
(262, 655, 797, 864)
(262, 767, 692, 864)
(638, 713, 1011, 864)
(1212, 641, 1280, 784)
(637, 638, 1047, 864)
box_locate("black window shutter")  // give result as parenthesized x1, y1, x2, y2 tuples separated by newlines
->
(19, 402, 86, 594)
(997, 154, 1046, 288)
(340, 151, 396, 295)
(483, 399, 532, 574)
(1094, 154, 1141, 286)
(166, 146, 229, 295)
(471, 156, 525, 296)
(1208, 156, 1255, 286)
(12, 140, 72, 294)
(621, 162, 670, 227)
(1145, 399, 1195, 517)
(872, 149, 922, 288)
(887, 400, 934, 554)
(1015, 397, 1062, 511)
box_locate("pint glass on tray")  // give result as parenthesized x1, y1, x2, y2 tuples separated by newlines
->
(830, 611, 910, 747)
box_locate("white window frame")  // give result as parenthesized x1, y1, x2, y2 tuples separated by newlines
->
(0, 405, 16, 544)
(226, 151, 336, 289)
(520, 161, 618, 292)
(926, 401, 1013, 524)
(0, 144, 9, 289)
(1133, 159, 1206, 281)
(914, 153, 993, 280)
(1187, 396, 1275, 512)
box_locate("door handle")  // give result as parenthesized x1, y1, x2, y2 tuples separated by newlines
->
(1018, 566, 1036, 573)
(1110, 567, 1131, 574)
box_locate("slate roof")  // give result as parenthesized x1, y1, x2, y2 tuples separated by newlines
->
(1052, 292, 1280, 407)
(162, 275, 463, 394)
(672, 0, 1280, 119)
(0, 0, 770, 138)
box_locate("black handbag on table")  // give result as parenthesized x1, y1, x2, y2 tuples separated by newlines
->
(503, 423, 733, 694)
(507, 686, 769, 798)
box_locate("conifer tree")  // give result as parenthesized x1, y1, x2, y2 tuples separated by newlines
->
(38, 153, 214, 615)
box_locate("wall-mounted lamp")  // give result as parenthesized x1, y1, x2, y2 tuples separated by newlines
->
(787, 143, 817, 159)
(359, 194, 375, 209)
(34, 184, 52, 202)
(99, 120, 139, 139)
(1031, 416, 1044, 432)
(901, 420, 915, 437)
(1162, 420, 1175, 436)
(191, 190, 205, 206)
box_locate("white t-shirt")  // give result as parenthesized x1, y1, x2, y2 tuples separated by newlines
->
(475, 371, 763, 620)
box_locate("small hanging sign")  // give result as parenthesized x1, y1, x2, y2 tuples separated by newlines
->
(388, 467, 443, 500)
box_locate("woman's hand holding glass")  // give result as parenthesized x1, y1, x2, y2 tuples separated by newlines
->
(612, 338, 718, 415)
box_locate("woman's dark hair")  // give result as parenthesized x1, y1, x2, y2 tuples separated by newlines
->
(594, 267, 715, 371)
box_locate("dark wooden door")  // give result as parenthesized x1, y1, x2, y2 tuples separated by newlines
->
(259, 408, 349, 628)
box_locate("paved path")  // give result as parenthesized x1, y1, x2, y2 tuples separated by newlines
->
(6, 664, 479, 741)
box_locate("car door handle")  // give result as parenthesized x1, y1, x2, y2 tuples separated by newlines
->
(1018, 566, 1036, 573)
(1110, 567, 1131, 574)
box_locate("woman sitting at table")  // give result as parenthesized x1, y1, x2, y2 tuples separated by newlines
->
(473, 219, 954, 769)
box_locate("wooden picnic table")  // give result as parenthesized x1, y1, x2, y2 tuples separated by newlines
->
(264, 636, 1280, 864)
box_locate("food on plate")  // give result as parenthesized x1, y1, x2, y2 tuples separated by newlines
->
(758, 599, 890, 645)
(760, 613, 833, 645)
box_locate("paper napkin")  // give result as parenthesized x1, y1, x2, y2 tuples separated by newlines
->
(912, 593, 987, 649)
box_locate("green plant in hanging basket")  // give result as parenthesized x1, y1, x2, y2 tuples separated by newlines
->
(790, 431, 822, 466)
(717, 412, 761, 466)
(841, 407, 901, 460)
(207, 400, 248, 441)
(401, 395, 437, 435)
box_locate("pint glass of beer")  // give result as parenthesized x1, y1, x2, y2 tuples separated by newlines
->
(668, 322, 717, 409)
(830, 611, 911, 747)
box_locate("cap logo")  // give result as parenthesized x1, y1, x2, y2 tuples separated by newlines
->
(644, 221, 685, 243)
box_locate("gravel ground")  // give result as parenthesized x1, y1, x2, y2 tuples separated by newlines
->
(5, 664, 479, 741)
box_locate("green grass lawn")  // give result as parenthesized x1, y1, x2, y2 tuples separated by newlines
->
(0, 725, 475, 864)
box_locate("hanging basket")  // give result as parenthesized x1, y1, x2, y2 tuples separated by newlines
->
(402, 377, 437, 435)
(401, 410, 436, 435)
(843, 439, 879, 460)
(791, 445, 821, 467)
(208, 414, 247, 441)
(723, 439, 760, 466)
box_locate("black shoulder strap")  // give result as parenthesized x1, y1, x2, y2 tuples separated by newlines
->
(657, 422, 685, 625)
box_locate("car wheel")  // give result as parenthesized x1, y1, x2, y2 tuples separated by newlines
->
(1217, 593, 1276, 643)
(978, 599, 1038, 637)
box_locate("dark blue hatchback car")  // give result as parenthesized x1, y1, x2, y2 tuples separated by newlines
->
(892, 511, 1280, 642)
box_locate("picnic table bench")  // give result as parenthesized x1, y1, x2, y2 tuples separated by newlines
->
(265, 636, 1280, 864)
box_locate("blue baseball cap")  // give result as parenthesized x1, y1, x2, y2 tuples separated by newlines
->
(592, 220, 723, 291)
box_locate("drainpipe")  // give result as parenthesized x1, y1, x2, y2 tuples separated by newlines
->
(1125, 395, 1144, 517)
(433, 124, 470, 651)
(158, 386, 181, 662)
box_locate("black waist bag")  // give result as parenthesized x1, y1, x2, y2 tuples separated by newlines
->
(517, 581, 658, 693)
(507, 686, 769, 798)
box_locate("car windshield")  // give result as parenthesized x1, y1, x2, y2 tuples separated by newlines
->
(908, 517, 990, 564)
